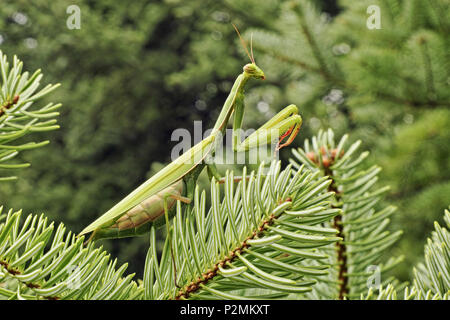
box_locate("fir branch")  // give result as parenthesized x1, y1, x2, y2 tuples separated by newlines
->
(0, 51, 61, 181)
(290, 1, 334, 80)
(363, 208, 450, 300)
(0, 207, 141, 300)
(144, 161, 342, 300)
(320, 151, 350, 299)
(290, 129, 403, 299)
(175, 210, 280, 300)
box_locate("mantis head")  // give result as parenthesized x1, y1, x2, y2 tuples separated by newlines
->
(244, 63, 265, 80)
(232, 23, 265, 80)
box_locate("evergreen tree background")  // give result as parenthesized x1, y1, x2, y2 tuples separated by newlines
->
(0, 0, 448, 284)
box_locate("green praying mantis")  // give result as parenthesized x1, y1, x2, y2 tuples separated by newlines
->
(79, 26, 303, 248)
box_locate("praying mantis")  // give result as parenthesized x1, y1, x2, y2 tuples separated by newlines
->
(79, 26, 303, 246)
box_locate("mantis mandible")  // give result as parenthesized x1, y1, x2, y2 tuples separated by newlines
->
(78, 27, 303, 278)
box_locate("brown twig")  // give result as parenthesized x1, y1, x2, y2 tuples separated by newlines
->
(0, 259, 60, 300)
(310, 147, 349, 299)
(324, 165, 348, 299)
(0, 95, 19, 116)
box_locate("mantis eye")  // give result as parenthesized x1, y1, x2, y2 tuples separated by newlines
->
(243, 63, 255, 73)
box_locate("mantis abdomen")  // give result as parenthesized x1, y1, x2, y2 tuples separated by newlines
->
(91, 180, 185, 240)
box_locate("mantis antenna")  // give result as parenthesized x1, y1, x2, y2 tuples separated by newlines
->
(250, 33, 255, 64)
(232, 23, 255, 64)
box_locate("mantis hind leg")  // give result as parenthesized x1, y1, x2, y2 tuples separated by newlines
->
(84, 230, 97, 246)
(163, 193, 191, 288)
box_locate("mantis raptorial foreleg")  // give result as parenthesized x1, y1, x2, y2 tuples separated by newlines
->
(232, 103, 302, 153)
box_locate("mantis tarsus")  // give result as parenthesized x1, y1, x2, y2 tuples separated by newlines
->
(79, 26, 303, 285)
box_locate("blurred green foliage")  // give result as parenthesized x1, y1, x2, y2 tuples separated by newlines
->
(0, 0, 448, 282)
